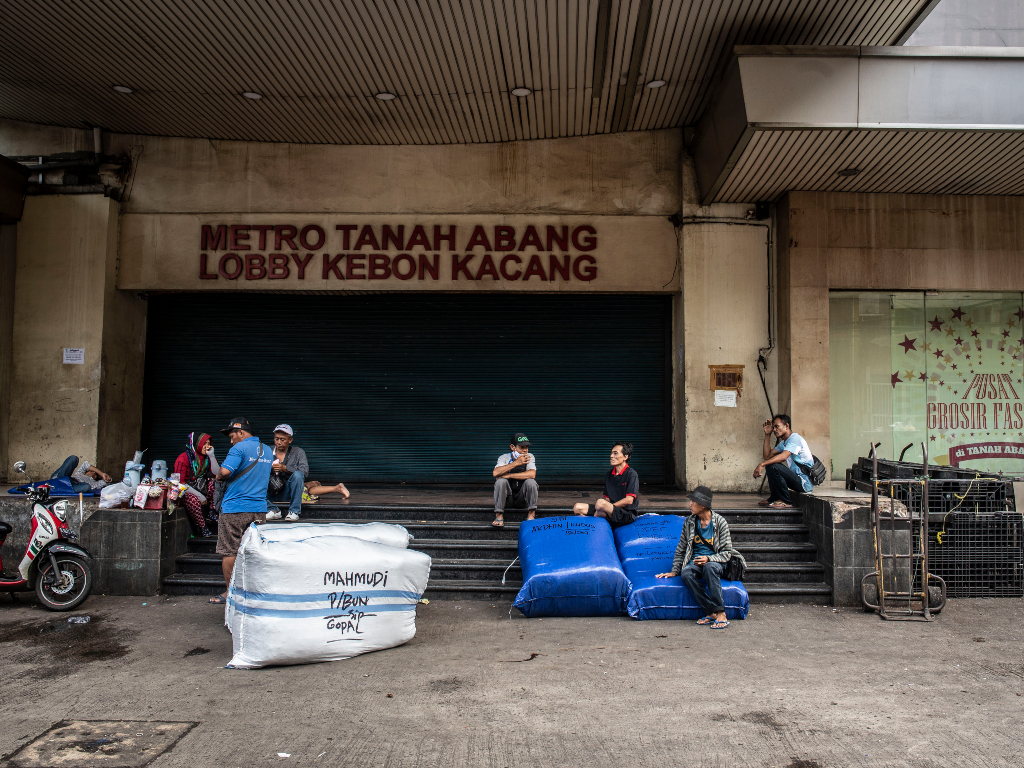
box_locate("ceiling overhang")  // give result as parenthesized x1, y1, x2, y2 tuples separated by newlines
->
(691, 46, 1024, 203)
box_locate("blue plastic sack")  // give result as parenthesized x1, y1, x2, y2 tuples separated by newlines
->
(512, 516, 631, 617)
(614, 513, 749, 621)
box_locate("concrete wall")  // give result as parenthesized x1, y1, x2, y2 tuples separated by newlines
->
(906, 0, 1024, 46)
(678, 157, 777, 490)
(7, 195, 145, 481)
(0, 226, 15, 479)
(777, 191, 1024, 477)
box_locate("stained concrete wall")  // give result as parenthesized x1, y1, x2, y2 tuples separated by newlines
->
(906, 0, 1024, 47)
(679, 157, 777, 491)
(777, 191, 1024, 480)
(0, 226, 15, 479)
(7, 195, 145, 481)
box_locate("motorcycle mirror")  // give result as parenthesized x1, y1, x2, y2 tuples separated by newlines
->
(13, 461, 27, 475)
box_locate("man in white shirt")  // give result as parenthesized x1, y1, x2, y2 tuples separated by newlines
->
(752, 414, 814, 508)
(492, 432, 538, 527)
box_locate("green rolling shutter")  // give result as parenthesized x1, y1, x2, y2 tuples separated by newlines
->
(143, 293, 672, 484)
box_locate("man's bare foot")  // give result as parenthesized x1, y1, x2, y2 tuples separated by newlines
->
(209, 593, 227, 604)
(527, 510, 537, 520)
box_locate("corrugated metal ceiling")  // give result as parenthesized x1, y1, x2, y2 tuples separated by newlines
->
(0, 0, 931, 145)
(714, 129, 1024, 202)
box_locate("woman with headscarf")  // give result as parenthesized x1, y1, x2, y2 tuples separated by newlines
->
(173, 432, 217, 537)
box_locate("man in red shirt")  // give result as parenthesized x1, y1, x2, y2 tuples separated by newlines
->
(573, 441, 639, 528)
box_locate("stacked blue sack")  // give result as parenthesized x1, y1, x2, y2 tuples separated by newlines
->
(614, 513, 749, 621)
(512, 517, 631, 617)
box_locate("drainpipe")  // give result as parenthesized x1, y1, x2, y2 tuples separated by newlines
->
(93, 126, 102, 159)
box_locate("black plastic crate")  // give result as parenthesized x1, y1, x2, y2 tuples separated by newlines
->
(927, 512, 1024, 598)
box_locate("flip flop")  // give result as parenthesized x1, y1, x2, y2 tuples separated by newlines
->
(757, 500, 772, 507)
(769, 501, 794, 508)
(491, 518, 504, 527)
(208, 595, 226, 604)
(711, 619, 730, 629)
(696, 616, 715, 625)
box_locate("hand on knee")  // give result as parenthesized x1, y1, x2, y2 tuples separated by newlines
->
(595, 498, 613, 513)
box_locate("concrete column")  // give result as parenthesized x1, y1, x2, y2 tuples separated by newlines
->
(0, 225, 15, 478)
(776, 193, 831, 468)
(679, 156, 778, 491)
(7, 195, 146, 481)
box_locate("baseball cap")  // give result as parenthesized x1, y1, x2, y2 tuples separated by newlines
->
(274, 424, 294, 436)
(511, 432, 531, 447)
(220, 417, 252, 434)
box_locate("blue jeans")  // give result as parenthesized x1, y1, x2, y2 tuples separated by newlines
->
(681, 560, 726, 614)
(268, 471, 305, 517)
(766, 462, 804, 505)
(52, 455, 92, 493)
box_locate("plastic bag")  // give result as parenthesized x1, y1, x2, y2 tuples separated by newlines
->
(257, 521, 412, 549)
(98, 482, 133, 509)
(512, 516, 631, 618)
(614, 513, 749, 621)
(226, 525, 430, 669)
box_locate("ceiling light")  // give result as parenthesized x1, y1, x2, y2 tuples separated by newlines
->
(242, 91, 263, 100)
(112, 85, 133, 94)
(511, 88, 531, 97)
(837, 167, 860, 177)
(646, 80, 666, 89)
(376, 92, 396, 100)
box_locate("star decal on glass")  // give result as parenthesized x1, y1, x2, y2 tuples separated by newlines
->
(891, 372, 901, 388)
(954, 337, 964, 346)
(929, 316, 944, 332)
(951, 307, 966, 321)
(898, 335, 917, 353)
(933, 348, 944, 359)
(971, 329, 980, 338)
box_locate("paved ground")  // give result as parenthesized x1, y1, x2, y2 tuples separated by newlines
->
(0, 595, 1021, 768)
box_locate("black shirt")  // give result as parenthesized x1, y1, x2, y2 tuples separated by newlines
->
(603, 464, 640, 512)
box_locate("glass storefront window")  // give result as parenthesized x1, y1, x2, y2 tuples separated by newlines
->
(830, 291, 1024, 477)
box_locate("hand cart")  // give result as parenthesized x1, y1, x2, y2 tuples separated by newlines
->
(861, 443, 947, 620)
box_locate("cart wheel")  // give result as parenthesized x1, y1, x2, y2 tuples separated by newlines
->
(927, 586, 944, 614)
(862, 582, 878, 612)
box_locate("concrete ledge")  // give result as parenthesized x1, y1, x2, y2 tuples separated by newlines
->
(0, 495, 190, 595)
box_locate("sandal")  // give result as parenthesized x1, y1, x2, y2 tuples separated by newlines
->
(491, 517, 504, 527)
(696, 616, 715, 625)
(757, 500, 772, 507)
(711, 619, 730, 629)
(769, 501, 794, 508)
(208, 595, 227, 605)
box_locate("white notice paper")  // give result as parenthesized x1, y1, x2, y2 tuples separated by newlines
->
(63, 348, 85, 365)
(714, 390, 737, 407)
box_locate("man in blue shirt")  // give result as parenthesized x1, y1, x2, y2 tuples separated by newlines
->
(204, 417, 273, 604)
(752, 414, 814, 508)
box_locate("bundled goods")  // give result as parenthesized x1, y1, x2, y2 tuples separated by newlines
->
(257, 521, 412, 549)
(512, 517, 631, 617)
(614, 513, 749, 621)
(226, 524, 430, 669)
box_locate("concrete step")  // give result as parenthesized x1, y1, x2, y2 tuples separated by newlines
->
(283, 504, 802, 524)
(257, 517, 810, 542)
(428, 559, 825, 583)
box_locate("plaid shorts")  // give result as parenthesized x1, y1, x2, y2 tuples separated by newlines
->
(216, 512, 266, 556)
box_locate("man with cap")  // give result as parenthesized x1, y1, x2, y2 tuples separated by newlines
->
(572, 441, 639, 528)
(492, 433, 538, 527)
(656, 486, 745, 630)
(203, 418, 273, 604)
(266, 424, 350, 521)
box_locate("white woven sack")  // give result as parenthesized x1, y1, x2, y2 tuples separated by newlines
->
(258, 521, 413, 549)
(226, 527, 431, 669)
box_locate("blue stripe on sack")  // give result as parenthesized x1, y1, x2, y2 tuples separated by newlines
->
(227, 599, 417, 618)
(229, 587, 420, 603)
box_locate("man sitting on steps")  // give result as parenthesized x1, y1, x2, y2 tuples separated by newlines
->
(752, 414, 814, 509)
(492, 433, 538, 528)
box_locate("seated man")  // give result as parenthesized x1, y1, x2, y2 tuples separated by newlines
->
(752, 414, 813, 508)
(492, 433, 538, 527)
(656, 485, 741, 629)
(266, 424, 350, 521)
(572, 441, 639, 528)
(51, 456, 112, 493)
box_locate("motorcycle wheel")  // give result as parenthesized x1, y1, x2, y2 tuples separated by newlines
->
(35, 555, 92, 611)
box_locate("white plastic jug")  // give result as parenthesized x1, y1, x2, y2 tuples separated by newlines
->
(151, 460, 168, 481)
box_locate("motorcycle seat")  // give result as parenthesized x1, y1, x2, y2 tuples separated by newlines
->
(0, 521, 11, 537)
